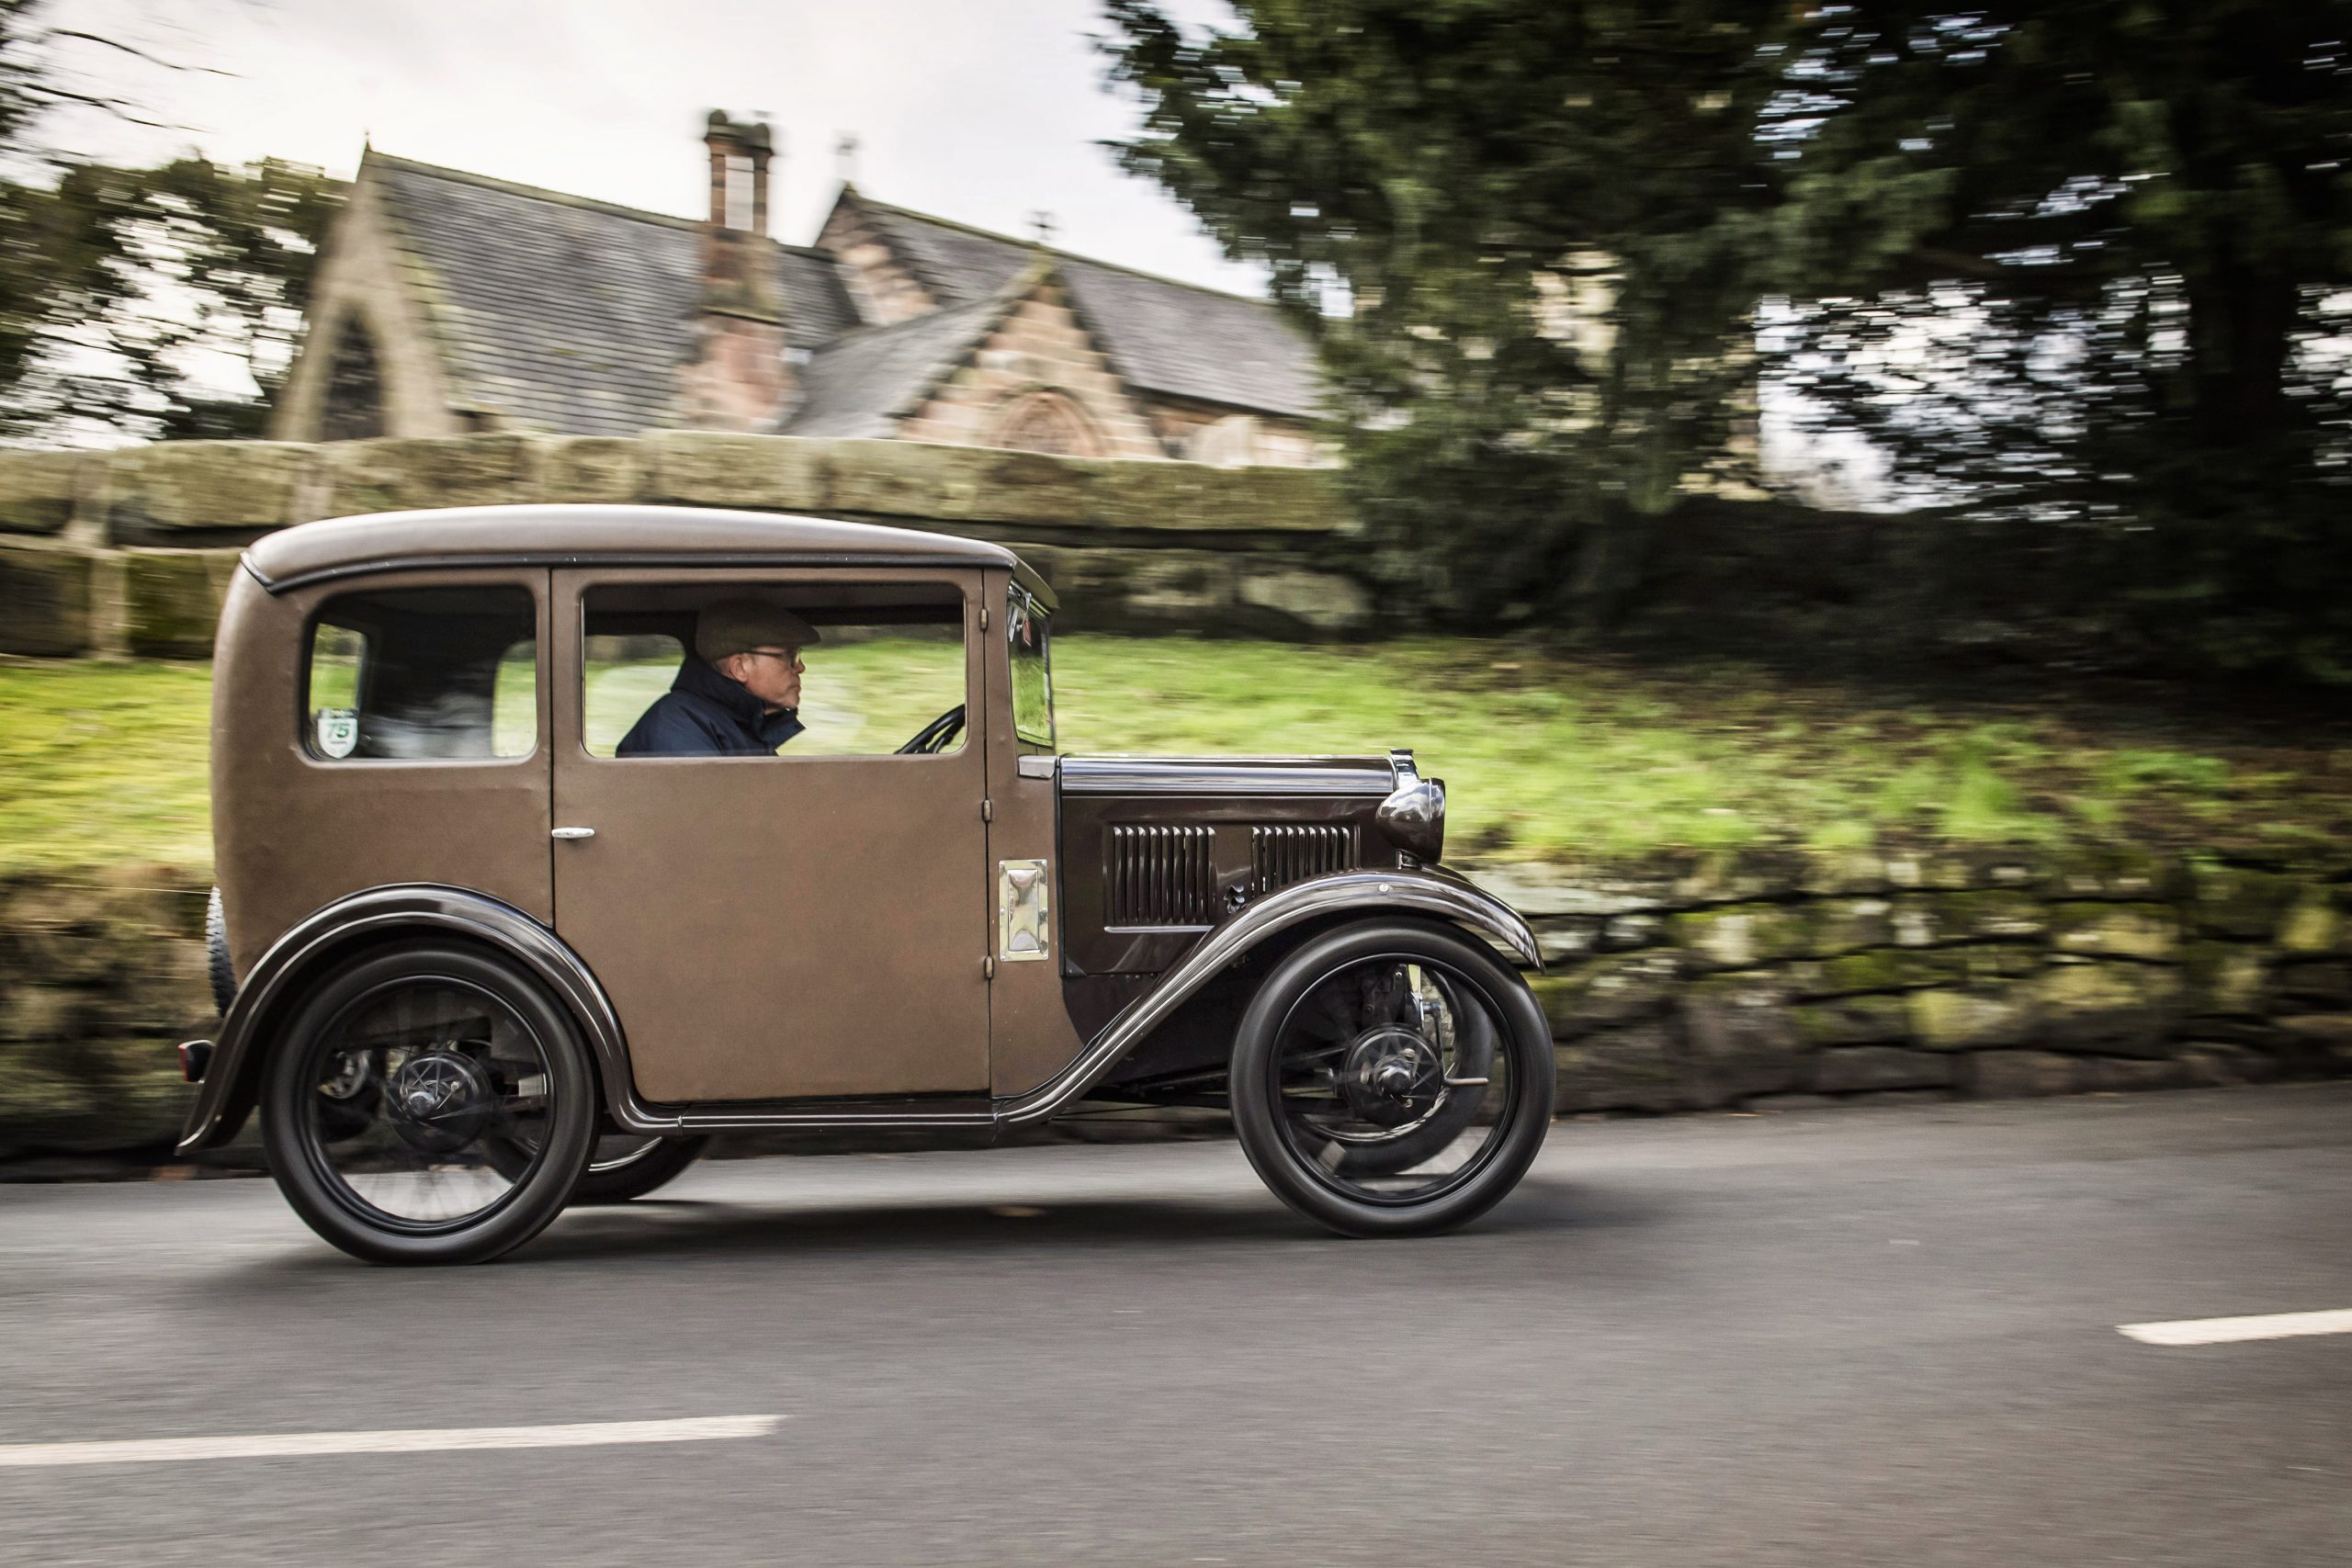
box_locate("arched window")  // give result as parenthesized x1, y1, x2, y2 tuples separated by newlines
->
(989, 390, 1103, 458)
(320, 317, 386, 441)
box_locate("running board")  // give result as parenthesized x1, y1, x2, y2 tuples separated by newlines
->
(659, 1097, 998, 1133)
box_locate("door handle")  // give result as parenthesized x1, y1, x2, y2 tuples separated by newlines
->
(551, 827, 596, 840)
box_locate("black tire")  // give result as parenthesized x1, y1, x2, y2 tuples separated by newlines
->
(570, 1134, 709, 1204)
(1230, 919, 1554, 1238)
(260, 942, 598, 1266)
(205, 886, 236, 1016)
(486, 1132, 710, 1204)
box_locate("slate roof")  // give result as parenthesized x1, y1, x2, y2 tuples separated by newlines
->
(367, 153, 859, 437)
(854, 195, 1323, 420)
(350, 153, 1319, 439)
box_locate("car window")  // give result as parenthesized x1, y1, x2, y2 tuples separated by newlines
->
(304, 585, 538, 761)
(580, 583, 967, 759)
(1009, 585, 1054, 748)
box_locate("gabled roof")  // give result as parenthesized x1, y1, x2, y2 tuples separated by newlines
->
(783, 292, 1012, 439)
(843, 191, 1324, 421)
(366, 152, 860, 437)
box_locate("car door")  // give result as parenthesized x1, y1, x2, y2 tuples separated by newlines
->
(548, 566, 990, 1104)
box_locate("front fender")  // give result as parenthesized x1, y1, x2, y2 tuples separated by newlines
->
(995, 866, 1539, 1125)
(175, 885, 635, 1155)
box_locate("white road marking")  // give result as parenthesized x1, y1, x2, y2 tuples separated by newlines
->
(0, 1414, 784, 1469)
(2118, 1309, 2352, 1347)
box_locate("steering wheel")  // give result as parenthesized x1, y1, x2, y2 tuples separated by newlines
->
(897, 704, 966, 756)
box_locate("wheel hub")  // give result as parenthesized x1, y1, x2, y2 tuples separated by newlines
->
(387, 1050, 495, 1154)
(318, 1050, 371, 1100)
(1339, 1026, 1443, 1127)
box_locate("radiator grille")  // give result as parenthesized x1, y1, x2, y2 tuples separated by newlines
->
(1251, 824, 1355, 895)
(1106, 825, 1217, 927)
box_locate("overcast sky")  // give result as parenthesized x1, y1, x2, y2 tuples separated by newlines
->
(42, 0, 1264, 292)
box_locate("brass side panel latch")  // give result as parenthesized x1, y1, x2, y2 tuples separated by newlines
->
(998, 859, 1051, 963)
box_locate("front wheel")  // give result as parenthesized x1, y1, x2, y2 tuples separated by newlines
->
(488, 1132, 710, 1204)
(260, 943, 599, 1265)
(1230, 920, 1554, 1238)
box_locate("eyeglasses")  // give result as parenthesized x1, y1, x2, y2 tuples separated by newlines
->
(743, 647, 802, 666)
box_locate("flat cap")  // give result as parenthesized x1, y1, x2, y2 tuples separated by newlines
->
(695, 599, 821, 663)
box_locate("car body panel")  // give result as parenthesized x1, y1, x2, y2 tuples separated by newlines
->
(210, 565, 555, 980)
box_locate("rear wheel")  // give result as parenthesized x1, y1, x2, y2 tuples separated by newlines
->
(260, 943, 597, 1265)
(1230, 920, 1553, 1237)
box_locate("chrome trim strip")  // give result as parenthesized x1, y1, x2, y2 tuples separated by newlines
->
(992, 867, 1541, 1126)
(1059, 755, 1398, 796)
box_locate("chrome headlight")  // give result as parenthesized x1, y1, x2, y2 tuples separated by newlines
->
(1377, 750, 1446, 863)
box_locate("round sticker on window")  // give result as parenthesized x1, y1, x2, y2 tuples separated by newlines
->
(315, 707, 358, 759)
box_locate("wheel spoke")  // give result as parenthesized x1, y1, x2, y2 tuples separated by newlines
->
(300, 976, 556, 1231)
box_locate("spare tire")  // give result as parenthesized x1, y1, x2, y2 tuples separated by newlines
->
(205, 886, 236, 1016)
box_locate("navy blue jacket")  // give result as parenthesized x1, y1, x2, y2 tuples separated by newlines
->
(615, 658, 805, 757)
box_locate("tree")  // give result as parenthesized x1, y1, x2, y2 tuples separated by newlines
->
(0, 0, 341, 442)
(1102, 0, 1800, 620)
(1766, 3, 2352, 675)
(1103, 2, 2352, 676)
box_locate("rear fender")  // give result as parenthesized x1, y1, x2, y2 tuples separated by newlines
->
(997, 867, 1538, 1124)
(175, 886, 631, 1155)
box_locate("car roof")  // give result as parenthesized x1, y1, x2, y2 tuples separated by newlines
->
(243, 503, 1056, 607)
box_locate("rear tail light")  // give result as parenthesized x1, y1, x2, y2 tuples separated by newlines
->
(178, 1039, 214, 1084)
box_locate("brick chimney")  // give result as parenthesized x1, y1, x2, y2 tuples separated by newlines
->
(676, 111, 791, 431)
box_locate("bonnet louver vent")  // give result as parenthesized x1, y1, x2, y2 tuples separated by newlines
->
(1251, 824, 1354, 895)
(1106, 825, 1216, 927)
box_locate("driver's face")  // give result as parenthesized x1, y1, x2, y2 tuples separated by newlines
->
(727, 645, 804, 712)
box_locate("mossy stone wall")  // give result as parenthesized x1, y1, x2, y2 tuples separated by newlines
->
(0, 434, 1372, 658)
(0, 870, 209, 1160)
(1491, 845, 2352, 1114)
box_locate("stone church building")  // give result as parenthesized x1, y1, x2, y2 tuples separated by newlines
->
(273, 113, 1327, 467)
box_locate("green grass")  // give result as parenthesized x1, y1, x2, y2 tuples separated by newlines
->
(0, 661, 216, 874)
(4, 639, 2347, 875)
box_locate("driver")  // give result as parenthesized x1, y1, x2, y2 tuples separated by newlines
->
(616, 600, 820, 758)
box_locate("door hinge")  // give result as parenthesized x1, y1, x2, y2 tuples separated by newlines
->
(979, 605, 989, 632)
(981, 797, 993, 822)
(982, 955, 995, 981)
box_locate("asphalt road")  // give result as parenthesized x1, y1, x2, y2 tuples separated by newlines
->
(4, 1084, 2349, 1568)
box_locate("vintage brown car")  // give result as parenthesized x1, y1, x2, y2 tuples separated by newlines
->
(175, 504, 1553, 1263)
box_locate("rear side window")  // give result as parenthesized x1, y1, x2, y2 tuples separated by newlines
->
(304, 586, 537, 761)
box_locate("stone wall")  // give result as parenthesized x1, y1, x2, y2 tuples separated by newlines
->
(0, 432, 1372, 660)
(1483, 845, 2352, 1112)
(4, 848, 2346, 1166)
(0, 870, 211, 1161)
